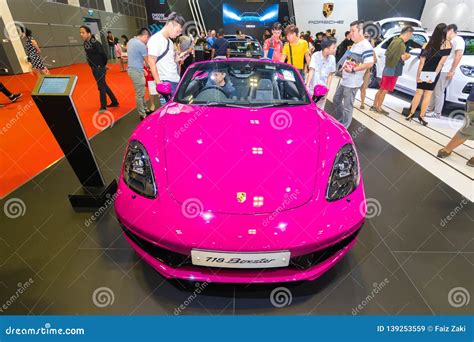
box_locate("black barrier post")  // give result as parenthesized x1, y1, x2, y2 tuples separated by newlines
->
(31, 75, 117, 212)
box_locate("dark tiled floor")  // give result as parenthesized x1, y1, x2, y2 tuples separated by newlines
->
(1, 102, 472, 316)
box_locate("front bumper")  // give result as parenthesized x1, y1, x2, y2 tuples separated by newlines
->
(446, 77, 473, 104)
(120, 220, 363, 283)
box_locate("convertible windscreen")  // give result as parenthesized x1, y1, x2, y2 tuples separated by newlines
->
(174, 61, 310, 107)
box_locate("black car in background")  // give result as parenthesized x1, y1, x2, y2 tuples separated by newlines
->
(224, 35, 262, 59)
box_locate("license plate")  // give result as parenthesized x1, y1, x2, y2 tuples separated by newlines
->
(191, 250, 290, 269)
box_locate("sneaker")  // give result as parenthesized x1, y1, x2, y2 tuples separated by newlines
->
(377, 108, 389, 115)
(98, 108, 107, 113)
(425, 111, 441, 118)
(369, 106, 377, 112)
(107, 102, 119, 108)
(437, 149, 452, 158)
(9, 93, 22, 102)
(467, 157, 474, 167)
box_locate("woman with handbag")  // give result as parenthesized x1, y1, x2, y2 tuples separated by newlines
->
(305, 37, 337, 109)
(21, 27, 49, 76)
(405, 23, 451, 126)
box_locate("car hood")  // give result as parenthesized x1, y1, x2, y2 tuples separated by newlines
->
(162, 102, 320, 215)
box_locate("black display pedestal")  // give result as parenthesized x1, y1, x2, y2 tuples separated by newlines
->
(32, 75, 117, 212)
(68, 180, 118, 212)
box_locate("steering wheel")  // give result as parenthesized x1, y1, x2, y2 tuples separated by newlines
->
(200, 85, 228, 97)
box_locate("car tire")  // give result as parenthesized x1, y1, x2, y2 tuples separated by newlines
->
(368, 65, 379, 89)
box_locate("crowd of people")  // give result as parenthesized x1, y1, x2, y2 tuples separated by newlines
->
(1, 13, 471, 166)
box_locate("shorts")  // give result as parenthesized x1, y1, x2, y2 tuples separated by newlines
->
(147, 80, 158, 95)
(380, 75, 398, 92)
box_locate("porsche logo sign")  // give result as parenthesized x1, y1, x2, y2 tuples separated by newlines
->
(236, 192, 247, 203)
(323, 2, 334, 18)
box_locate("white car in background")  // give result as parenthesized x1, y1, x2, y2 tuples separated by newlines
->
(371, 29, 474, 106)
(375, 17, 423, 38)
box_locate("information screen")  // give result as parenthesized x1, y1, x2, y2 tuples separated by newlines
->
(38, 77, 71, 94)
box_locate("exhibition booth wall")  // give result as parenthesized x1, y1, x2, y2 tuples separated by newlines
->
(0, 0, 148, 75)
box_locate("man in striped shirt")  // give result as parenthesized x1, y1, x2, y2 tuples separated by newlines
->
(333, 20, 374, 128)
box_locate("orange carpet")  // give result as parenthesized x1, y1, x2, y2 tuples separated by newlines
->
(0, 63, 138, 198)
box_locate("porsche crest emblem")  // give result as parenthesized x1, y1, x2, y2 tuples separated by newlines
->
(323, 2, 334, 18)
(236, 192, 247, 203)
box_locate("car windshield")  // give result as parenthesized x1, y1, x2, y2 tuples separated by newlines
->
(460, 35, 474, 55)
(174, 61, 310, 107)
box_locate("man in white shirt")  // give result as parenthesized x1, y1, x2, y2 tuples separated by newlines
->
(147, 12, 186, 100)
(333, 20, 374, 128)
(305, 37, 337, 109)
(427, 24, 465, 118)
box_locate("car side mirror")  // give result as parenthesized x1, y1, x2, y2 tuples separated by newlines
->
(156, 82, 172, 96)
(313, 84, 329, 102)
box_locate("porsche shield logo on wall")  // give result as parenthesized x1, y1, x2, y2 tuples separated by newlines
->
(236, 192, 247, 203)
(323, 2, 334, 18)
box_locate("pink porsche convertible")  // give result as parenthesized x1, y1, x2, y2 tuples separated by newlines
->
(114, 58, 366, 283)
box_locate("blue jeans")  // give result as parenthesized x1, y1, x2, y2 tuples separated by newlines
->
(333, 84, 358, 128)
(108, 45, 115, 59)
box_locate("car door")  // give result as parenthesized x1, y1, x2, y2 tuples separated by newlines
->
(396, 34, 428, 93)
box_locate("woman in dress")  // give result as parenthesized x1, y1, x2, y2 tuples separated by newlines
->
(406, 23, 451, 126)
(22, 28, 49, 76)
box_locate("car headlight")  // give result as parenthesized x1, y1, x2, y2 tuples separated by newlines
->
(326, 144, 360, 201)
(123, 140, 157, 198)
(460, 65, 474, 77)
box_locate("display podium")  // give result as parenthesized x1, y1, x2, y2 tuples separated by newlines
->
(32, 75, 117, 211)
